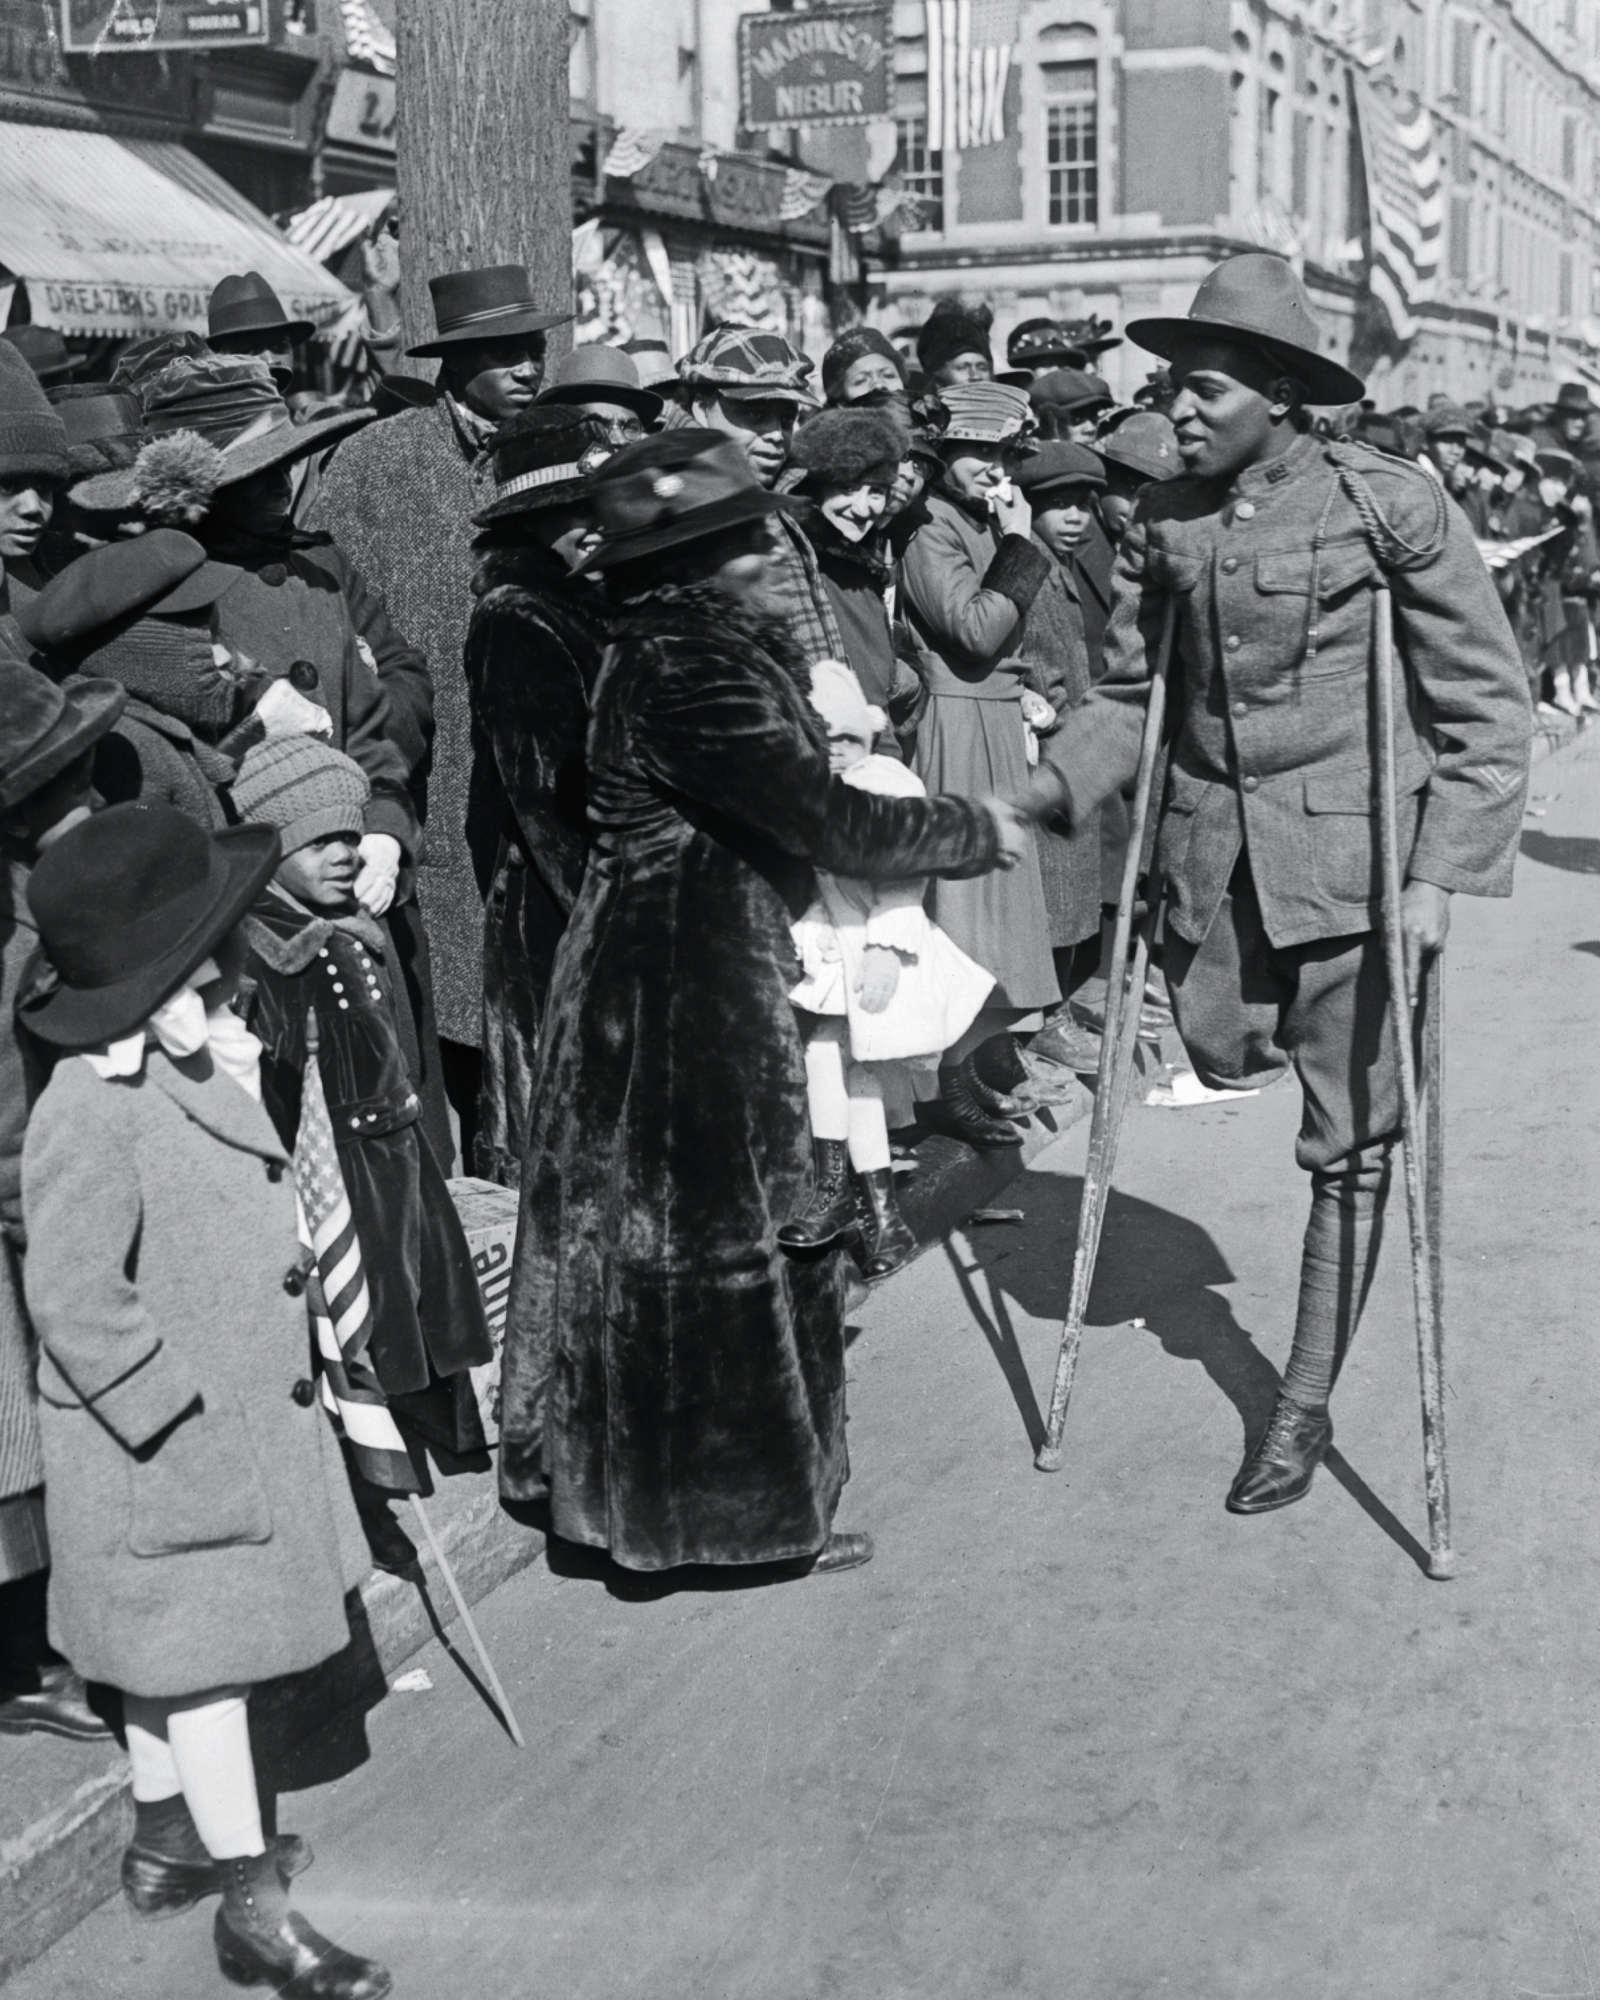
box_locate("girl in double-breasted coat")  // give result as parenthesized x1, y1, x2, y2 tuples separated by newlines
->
(18, 803, 389, 2000)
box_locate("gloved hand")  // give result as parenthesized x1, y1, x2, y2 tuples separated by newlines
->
(857, 944, 902, 1014)
(256, 677, 332, 740)
(354, 833, 402, 917)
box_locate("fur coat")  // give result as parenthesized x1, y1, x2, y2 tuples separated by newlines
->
(464, 538, 610, 1187)
(496, 583, 1000, 1569)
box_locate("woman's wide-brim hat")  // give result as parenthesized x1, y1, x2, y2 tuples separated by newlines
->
(575, 430, 791, 574)
(1126, 252, 1366, 407)
(16, 530, 241, 649)
(22, 804, 281, 1049)
(407, 264, 573, 358)
(472, 408, 616, 526)
(0, 664, 125, 815)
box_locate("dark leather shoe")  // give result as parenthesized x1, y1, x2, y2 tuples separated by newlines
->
(123, 1834, 312, 1919)
(924, 1063, 1025, 1148)
(967, 1033, 1032, 1115)
(779, 1138, 858, 1251)
(810, 1530, 874, 1574)
(0, 1662, 113, 1740)
(215, 1853, 390, 1999)
(1031, 1012, 1104, 1074)
(357, 1504, 419, 1578)
(854, 1168, 917, 1281)
(1226, 1394, 1333, 1514)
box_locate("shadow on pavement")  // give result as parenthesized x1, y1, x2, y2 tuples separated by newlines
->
(957, 1174, 1436, 1573)
(1520, 830, 1600, 874)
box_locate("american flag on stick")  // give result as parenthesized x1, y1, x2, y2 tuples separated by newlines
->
(294, 1007, 419, 1495)
(1352, 72, 1442, 345)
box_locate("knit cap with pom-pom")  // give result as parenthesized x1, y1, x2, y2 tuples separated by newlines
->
(787, 406, 910, 494)
(131, 431, 227, 526)
(0, 339, 69, 486)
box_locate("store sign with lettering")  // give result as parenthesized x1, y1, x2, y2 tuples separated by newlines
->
(326, 68, 396, 154)
(739, 4, 889, 129)
(60, 0, 265, 51)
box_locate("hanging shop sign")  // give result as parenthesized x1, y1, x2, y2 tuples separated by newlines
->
(326, 68, 396, 154)
(739, 3, 889, 129)
(60, 0, 265, 52)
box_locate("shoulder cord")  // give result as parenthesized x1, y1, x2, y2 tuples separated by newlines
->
(1302, 443, 1450, 670)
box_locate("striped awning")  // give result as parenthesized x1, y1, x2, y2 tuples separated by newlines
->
(0, 124, 352, 340)
(284, 187, 396, 267)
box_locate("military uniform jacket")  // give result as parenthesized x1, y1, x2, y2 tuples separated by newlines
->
(1034, 430, 1533, 950)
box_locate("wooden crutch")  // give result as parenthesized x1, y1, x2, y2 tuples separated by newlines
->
(1373, 588, 1454, 1579)
(1036, 601, 1177, 1473)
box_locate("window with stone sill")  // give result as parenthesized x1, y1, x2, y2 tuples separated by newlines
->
(895, 115, 945, 232)
(1043, 60, 1097, 227)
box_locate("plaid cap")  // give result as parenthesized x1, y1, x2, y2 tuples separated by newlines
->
(678, 323, 816, 404)
(234, 735, 369, 857)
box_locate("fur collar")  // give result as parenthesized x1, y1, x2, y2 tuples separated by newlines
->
(471, 537, 597, 605)
(788, 499, 894, 587)
(245, 891, 387, 976)
(613, 581, 810, 682)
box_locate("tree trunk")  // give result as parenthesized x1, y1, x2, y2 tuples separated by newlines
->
(393, 0, 570, 373)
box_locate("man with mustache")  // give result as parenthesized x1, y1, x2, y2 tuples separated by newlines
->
(1020, 254, 1532, 1516)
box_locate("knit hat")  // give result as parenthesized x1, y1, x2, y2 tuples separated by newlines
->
(788, 407, 909, 492)
(808, 657, 884, 744)
(917, 299, 994, 379)
(822, 327, 907, 404)
(0, 340, 70, 486)
(234, 736, 369, 855)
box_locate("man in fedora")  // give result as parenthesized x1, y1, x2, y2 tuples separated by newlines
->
(1, 328, 81, 388)
(1021, 251, 1531, 1518)
(534, 344, 661, 443)
(0, 656, 124, 1741)
(206, 272, 314, 389)
(309, 263, 572, 1166)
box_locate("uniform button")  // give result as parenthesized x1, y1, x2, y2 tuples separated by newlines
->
(1235, 500, 1255, 520)
(291, 1377, 316, 1408)
(1225, 635, 1241, 652)
(1222, 556, 1239, 574)
(1232, 700, 1248, 718)
(283, 1267, 306, 1297)
(1241, 775, 1259, 793)
(338, 1000, 349, 1010)
(331, 981, 344, 993)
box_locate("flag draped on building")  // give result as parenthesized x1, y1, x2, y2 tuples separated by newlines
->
(926, 0, 1016, 152)
(337, 0, 395, 76)
(294, 1009, 419, 1495)
(1351, 73, 1443, 343)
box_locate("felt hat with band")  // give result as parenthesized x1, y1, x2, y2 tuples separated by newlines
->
(16, 530, 242, 650)
(534, 345, 662, 424)
(1554, 382, 1593, 414)
(576, 430, 791, 573)
(406, 264, 573, 358)
(207, 271, 313, 348)
(3, 327, 81, 385)
(23, 804, 281, 1049)
(0, 662, 124, 815)
(1127, 252, 1365, 406)
(473, 408, 616, 525)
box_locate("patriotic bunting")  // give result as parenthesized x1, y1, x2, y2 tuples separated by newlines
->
(1352, 73, 1442, 345)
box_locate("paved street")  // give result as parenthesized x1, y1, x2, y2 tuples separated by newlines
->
(11, 739, 1600, 2000)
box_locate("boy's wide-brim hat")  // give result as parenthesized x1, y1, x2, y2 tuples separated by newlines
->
(22, 803, 281, 1049)
(0, 663, 124, 815)
(576, 430, 791, 573)
(15, 530, 241, 652)
(534, 344, 662, 423)
(407, 263, 573, 357)
(208, 270, 313, 347)
(1127, 252, 1365, 407)
(473, 407, 616, 525)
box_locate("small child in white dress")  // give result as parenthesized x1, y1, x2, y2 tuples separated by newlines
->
(780, 660, 994, 1278)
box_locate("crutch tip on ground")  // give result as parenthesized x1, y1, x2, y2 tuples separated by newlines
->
(1426, 1548, 1456, 1581)
(1034, 1443, 1066, 1474)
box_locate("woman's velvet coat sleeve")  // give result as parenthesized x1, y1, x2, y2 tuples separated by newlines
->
(634, 642, 1000, 881)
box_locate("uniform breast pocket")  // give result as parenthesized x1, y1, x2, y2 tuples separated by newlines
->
(1256, 541, 1376, 671)
(126, 1392, 273, 1558)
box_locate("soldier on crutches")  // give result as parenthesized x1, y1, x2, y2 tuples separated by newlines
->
(1018, 255, 1532, 1558)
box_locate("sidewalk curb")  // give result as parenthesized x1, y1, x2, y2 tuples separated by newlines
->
(0, 1087, 1086, 1984)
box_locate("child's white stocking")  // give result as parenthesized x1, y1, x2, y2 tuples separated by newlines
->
(803, 1020, 850, 1141)
(845, 1062, 891, 1172)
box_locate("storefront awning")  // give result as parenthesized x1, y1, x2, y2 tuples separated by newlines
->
(0, 125, 353, 340)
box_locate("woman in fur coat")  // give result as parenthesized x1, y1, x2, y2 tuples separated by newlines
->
(497, 432, 1022, 1576)
(464, 410, 614, 1186)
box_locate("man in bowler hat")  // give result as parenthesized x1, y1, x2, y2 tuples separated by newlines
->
(1022, 253, 1532, 1517)
(309, 264, 571, 1167)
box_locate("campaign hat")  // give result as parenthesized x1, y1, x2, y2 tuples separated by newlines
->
(406, 264, 573, 357)
(1127, 252, 1365, 406)
(576, 430, 791, 573)
(1097, 410, 1182, 483)
(207, 271, 313, 348)
(22, 804, 280, 1049)
(534, 344, 662, 424)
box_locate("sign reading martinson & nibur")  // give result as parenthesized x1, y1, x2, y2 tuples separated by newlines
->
(739, 4, 890, 129)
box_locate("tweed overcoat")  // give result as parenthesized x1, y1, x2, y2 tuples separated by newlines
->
(22, 1049, 369, 1696)
(463, 539, 609, 1188)
(1035, 432, 1533, 950)
(309, 398, 495, 1046)
(496, 584, 1000, 1570)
